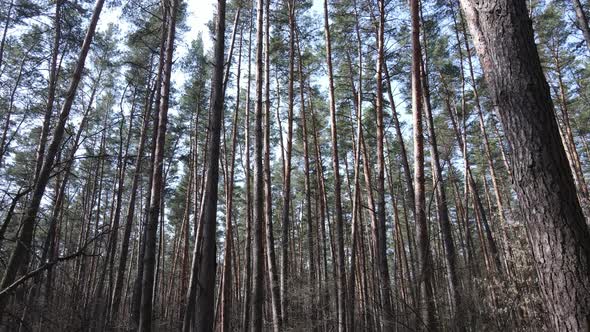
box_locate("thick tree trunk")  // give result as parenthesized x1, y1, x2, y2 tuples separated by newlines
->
(459, 0, 590, 329)
(131, 18, 170, 325)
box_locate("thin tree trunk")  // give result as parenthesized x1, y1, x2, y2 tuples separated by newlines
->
(280, 2, 295, 326)
(220, 23, 241, 332)
(323, 1, 347, 330)
(264, 0, 282, 328)
(420, 48, 463, 331)
(33, 0, 62, 183)
(249, 0, 265, 330)
(241, 4, 255, 328)
(0, 0, 14, 73)
(139, 0, 178, 329)
(375, 2, 394, 329)
(111, 66, 157, 322)
(295, 28, 318, 331)
(410, 0, 436, 328)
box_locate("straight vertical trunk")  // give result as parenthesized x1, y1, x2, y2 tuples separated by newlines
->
(280, 2, 295, 325)
(375, 2, 394, 329)
(250, 0, 265, 330)
(220, 23, 241, 332)
(264, 0, 282, 328)
(323, 1, 347, 330)
(111, 70, 157, 322)
(410, 0, 437, 329)
(139, 0, 178, 329)
(193, 0, 226, 329)
(420, 52, 463, 331)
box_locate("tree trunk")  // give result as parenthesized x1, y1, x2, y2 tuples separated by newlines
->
(323, 1, 347, 330)
(191, 0, 226, 329)
(249, 0, 265, 330)
(264, 0, 282, 328)
(410, 0, 437, 328)
(139, 0, 178, 329)
(375, 2, 394, 329)
(33, 0, 62, 182)
(280, 2, 295, 325)
(111, 67, 157, 322)
(420, 49, 463, 331)
(459, 0, 590, 329)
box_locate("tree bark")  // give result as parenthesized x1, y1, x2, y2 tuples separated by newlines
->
(459, 0, 590, 329)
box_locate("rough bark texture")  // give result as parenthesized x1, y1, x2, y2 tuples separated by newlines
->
(459, 0, 590, 330)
